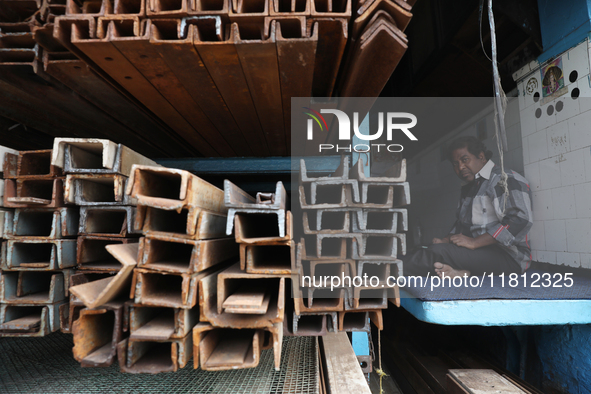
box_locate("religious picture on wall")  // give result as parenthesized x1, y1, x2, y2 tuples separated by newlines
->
(541, 57, 565, 97)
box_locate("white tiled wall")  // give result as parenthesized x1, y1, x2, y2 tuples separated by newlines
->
(514, 39, 591, 269)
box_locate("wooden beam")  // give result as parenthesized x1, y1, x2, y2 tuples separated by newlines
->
(321, 332, 371, 394)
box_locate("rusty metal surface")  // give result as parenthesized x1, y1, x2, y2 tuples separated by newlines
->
(139, 235, 238, 274)
(293, 288, 345, 315)
(348, 287, 389, 310)
(127, 165, 227, 217)
(234, 210, 292, 244)
(147, 0, 190, 18)
(351, 207, 407, 233)
(77, 235, 139, 271)
(136, 205, 228, 240)
(337, 310, 370, 332)
(291, 311, 337, 335)
(0, 209, 14, 238)
(2, 150, 62, 179)
(72, 301, 125, 367)
(131, 267, 211, 309)
(303, 209, 350, 234)
(193, 323, 264, 371)
(310, 0, 351, 20)
(3, 177, 65, 208)
(1, 271, 66, 304)
(356, 259, 400, 281)
(187, 0, 228, 16)
(298, 236, 348, 260)
(7, 207, 79, 239)
(358, 181, 410, 207)
(350, 157, 406, 183)
(353, 0, 412, 37)
(53, 138, 158, 176)
(79, 206, 138, 237)
(65, 173, 135, 206)
(129, 303, 199, 340)
(270, 0, 310, 16)
(5, 239, 77, 270)
(351, 233, 405, 258)
(117, 333, 193, 373)
(198, 263, 286, 328)
(243, 241, 293, 275)
(0, 301, 65, 337)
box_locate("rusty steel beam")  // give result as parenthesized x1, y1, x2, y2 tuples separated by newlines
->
(77, 235, 138, 271)
(103, 16, 232, 157)
(242, 241, 293, 274)
(199, 263, 286, 328)
(63, 16, 203, 157)
(270, 0, 310, 16)
(358, 181, 410, 207)
(350, 157, 406, 183)
(69, 243, 138, 308)
(52, 138, 158, 176)
(233, 22, 285, 156)
(192, 19, 269, 156)
(117, 333, 193, 373)
(0, 144, 18, 173)
(147, 0, 189, 18)
(193, 323, 264, 370)
(303, 210, 350, 234)
(129, 304, 199, 340)
(224, 180, 287, 236)
(5, 239, 77, 270)
(228, 0, 268, 25)
(7, 207, 79, 239)
(351, 233, 406, 258)
(348, 287, 389, 310)
(131, 268, 212, 309)
(187, 0, 228, 16)
(298, 236, 347, 260)
(135, 205, 227, 240)
(139, 235, 238, 274)
(0, 209, 14, 238)
(66, 0, 111, 16)
(293, 287, 345, 315)
(65, 174, 134, 206)
(0, 271, 65, 304)
(3, 178, 65, 208)
(0, 301, 65, 337)
(113, 0, 145, 15)
(299, 183, 353, 209)
(351, 207, 407, 233)
(292, 311, 337, 335)
(150, 18, 252, 156)
(79, 206, 138, 237)
(353, 0, 412, 38)
(307, 17, 347, 97)
(2, 150, 62, 179)
(310, 0, 351, 20)
(72, 301, 125, 367)
(127, 165, 227, 217)
(64, 271, 116, 332)
(234, 210, 293, 244)
(338, 309, 382, 331)
(357, 260, 401, 281)
(271, 18, 317, 153)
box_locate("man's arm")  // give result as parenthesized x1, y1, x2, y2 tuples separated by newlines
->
(449, 233, 496, 249)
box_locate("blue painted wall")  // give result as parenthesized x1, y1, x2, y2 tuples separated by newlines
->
(537, 0, 591, 62)
(534, 325, 591, 393)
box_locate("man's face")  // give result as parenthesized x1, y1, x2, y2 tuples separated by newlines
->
(451, 147, 486, 182)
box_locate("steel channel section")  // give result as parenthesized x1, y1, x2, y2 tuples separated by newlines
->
(79, 206, 139, 237)
(3, 177, 66, 208)
(135, 205, 228, 240)
(352, 0, 412, 38)
(232, 22, 285, 155)
(72, 301, 125, 367)
(138, 234, 238, 274)
(3, 150, 63, 179)
(198, 263, 286, 328)
(128, 303, 199, 340)
(7, 207, 79, 239)
(234, 210, 292, 244)
(349, 156, 407, 183)
(188, 0, 229, 17)
(292, 311, 338, 335)
(52, 138, 158, 176)
(0, 271, 66, 304)
(228, 0, 268, 25)
(65, 16, 203, 156)
(0, 301, 65, 337)
(303, 210, 350, 234)
(149, 18, 252, 156)
(65, 174, 135, 206)
(117, 333, 193, 373)
(103, 16, 232, 156)
(351, 208, 408, 233)
(350, 232, 406, 258)
(270, 0, 311, 16)
(242, 241, 293, 275)
(5, 239, 77, 270)
(77, 235, 139, 271)
(349, 287, 389, 310)
(307, 17, 347, 97)
(147, 0, 190, 18)
(310, 0, 351, 20)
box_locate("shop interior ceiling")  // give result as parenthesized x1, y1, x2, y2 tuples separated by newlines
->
(0, 0, 541, 158)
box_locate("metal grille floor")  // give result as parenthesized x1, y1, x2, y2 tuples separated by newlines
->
(0, 333, 319, 394)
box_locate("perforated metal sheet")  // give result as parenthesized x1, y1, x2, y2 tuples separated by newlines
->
(0, 333, 319, 394)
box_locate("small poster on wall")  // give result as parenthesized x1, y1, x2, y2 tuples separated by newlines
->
(541, 57, 567, 101)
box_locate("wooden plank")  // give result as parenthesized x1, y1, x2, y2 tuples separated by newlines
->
(321, 332, 371, 394)
(447, 370, 528, 394)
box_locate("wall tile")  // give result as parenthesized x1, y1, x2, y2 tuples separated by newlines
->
(544, 220, 567, 252)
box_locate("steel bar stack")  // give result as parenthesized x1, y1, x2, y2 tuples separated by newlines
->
(297, 156, 408, 337)
(191, 180, 291, 371)
(0, 146, 75, 337)
(119, 164, 237, 373)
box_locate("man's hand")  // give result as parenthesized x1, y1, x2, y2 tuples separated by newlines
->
(449, 234, 477, 249)
(432, 237, 450, 244)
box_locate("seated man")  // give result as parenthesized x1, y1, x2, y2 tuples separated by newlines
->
(403, 136, 533, 278)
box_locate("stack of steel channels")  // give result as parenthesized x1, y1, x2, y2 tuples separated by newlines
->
(336, 0, 414, 98)
(117, 164, 237, 373)
(48, 138, 156, 367)
(297, 156, 408, 334)
(0, 147, 74, 337)
(190, 180, 291, 371)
